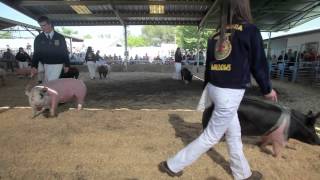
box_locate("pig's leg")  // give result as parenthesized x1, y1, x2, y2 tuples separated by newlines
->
(31, 105, 38, 118)
(75, 93, 86, 110)
(260, 135, 271, 149)
(50, 94, 59, 117)
(32, 107, 46, 119)
(77, 104, 82, 110)
(272, 141, 282, 157)
(76, 96, 84, 110)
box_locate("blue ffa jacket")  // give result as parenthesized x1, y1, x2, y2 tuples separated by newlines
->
(32, 31, 70, 68)
(204, 23, 271, 95)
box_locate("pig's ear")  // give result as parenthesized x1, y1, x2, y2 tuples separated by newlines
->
(25, 91, 30, 96)
(306, 112, 317, 126)
(41, 87, 48, 93)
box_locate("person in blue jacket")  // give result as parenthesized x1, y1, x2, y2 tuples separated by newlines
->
(31, 16, 69, 82)
(159, 0, 277, 179)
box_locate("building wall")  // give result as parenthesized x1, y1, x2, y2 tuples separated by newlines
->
(269, 38, 288, 57)
(287, 32, 320, 53)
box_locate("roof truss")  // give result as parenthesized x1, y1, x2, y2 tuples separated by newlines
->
(2, 0, 320, 32)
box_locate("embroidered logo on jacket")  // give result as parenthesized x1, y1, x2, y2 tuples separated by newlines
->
(214, 37, 232, 60)
(54, 40, 60, 46)
(211, 64, 231, 71)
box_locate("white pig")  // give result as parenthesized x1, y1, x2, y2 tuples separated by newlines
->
(25, 78, 87, 117)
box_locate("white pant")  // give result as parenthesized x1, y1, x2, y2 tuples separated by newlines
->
(87, 61, 96, 79)
(37, 62, 45, 82)
(167, 83, 251, 180)
(173, 62, 181, 80)
(18, 61, 29, 69)
(44, 64, 63, 82)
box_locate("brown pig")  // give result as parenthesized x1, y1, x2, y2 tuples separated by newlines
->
(25, 78, 87, 117)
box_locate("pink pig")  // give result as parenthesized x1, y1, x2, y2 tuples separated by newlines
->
(26, 78, 87, 117)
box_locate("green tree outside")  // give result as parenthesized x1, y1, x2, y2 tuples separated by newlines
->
(83, 34, 93, 39)
(127, 35, 147, 47)
(141, 26, 175, 46)
(56, 27, 78, 36)
(0, 31, 12, 39)
(176, 26, 215, 51)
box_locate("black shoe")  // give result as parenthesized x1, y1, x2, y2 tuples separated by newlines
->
(244, 171, 263, 180)
(158, 161, 183, 177)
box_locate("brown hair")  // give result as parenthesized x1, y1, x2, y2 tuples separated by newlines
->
(218, 0, 253, 46)
(37, 16, 52, 25)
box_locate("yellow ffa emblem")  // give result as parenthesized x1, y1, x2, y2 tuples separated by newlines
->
(54, 40, 60, 46)
(214, 38, 232, 60)
(211, 64, 231, 71)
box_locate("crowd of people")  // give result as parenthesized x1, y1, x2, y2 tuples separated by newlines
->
(270, 48, 319, 66)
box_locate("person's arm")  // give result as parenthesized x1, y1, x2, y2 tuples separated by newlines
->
(26, 53, 31, 62)
(61, 36, 70, 68)
(15, 53, 19, 61)
(203, 39, 212, 89)
(31, 36, 40, 69)
(249, 26, 277, 102)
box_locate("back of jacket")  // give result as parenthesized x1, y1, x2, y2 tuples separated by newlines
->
(204, 23, 271, 95)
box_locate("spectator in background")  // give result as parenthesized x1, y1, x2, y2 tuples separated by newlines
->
(85, 46, 96, 80)
(96, 50, 102, 61)
(173, 47, 182, 80)
(198, 50, 205, 65)
(15, 47, 31, 69)
(2, 48, 15, 72)
(271, 54, 277, 64)
(277, 50, 288, 64)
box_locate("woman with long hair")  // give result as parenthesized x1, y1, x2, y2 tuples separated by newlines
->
(159, 0, 277, 179)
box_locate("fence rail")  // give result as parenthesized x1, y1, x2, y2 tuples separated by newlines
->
(270, 60, 320, 88)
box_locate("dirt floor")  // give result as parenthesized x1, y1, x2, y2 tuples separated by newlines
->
(0, 70, 319, 180)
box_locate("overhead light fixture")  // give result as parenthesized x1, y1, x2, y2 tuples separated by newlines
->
(65, 0, 92, 14)
(70, 5, 92, 14)
(149, 4, 165, 14)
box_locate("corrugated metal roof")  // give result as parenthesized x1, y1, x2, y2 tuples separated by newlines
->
(2, 0, 320, 31)
(0, 17, 83, 42)
(0, 16, 40, 30)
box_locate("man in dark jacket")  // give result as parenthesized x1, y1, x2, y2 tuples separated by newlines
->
(2, 48, 15, 72)
(15, 47, 31, 69)
(31, 16, 69, 82)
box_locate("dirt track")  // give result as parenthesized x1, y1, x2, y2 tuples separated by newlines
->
(0, 71, 319, 180)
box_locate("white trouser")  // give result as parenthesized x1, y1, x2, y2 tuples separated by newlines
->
(167, 83, 251, 180)
(44, 64, 63, 82)
(173, 62, 181, 80)
(18, 61, 29, 69)
(37, 62, 45, 82)
(87, 61, 96, 79)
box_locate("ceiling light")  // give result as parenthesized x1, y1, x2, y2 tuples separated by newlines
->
(70, 5, 92, 14)
(149, 5, 165, 14)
